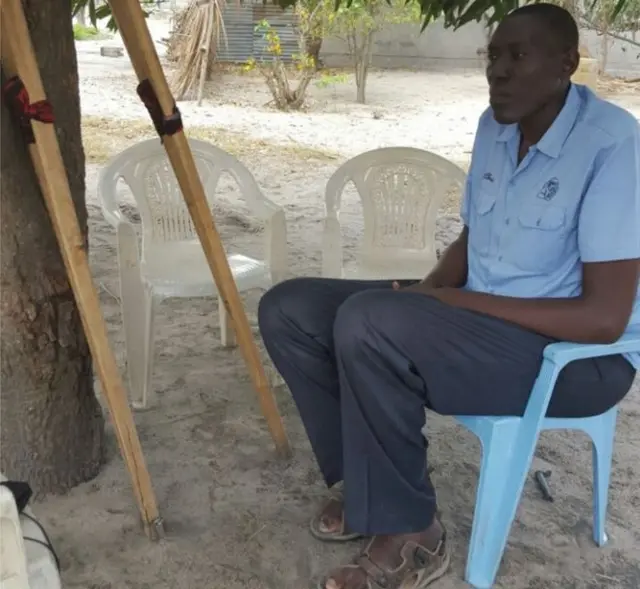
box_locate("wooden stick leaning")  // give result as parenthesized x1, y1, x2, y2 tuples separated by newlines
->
(196, 0, 215, 106)
(1, 0, 163, 539)
(107, 0, 290, 457)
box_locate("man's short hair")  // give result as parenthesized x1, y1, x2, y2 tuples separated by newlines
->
(507, 2, 580, 50)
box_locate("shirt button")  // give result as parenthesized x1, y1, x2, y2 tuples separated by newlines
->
(505, 218, 510, 225)
(498, 256, 503, 261)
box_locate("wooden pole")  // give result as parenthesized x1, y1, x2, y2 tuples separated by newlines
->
(0, 0, 163, 540)
(106, 0, 290, 457)
(196, 0, 215, 106)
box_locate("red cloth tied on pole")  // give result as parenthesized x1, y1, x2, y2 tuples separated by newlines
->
(136, 78, 182, 141)
(2, 75, 54, 143)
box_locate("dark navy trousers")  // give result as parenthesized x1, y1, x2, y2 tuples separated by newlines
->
(257, 278, 635, 536)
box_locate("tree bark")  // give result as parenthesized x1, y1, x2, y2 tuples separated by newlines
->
(355, 31, 373, 104)
(600, 29, 609, 74)
(0, 0, 105, 495)
(305, 35, 323, 70)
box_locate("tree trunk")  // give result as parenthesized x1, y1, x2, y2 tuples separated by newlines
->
(305, 35, 323, 70)
(355, 31, 374, 104)
(0, 0, 105, 495)
(599, 30, 609, 74)
(355, 59, 367, 103)
(76, 5, 87, 27)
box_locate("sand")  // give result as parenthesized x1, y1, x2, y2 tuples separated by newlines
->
(30, 22, 640, 589)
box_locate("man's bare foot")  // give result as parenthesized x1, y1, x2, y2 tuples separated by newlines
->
(310, 493, 363, 542)
(317, 497, 343, 533)
(321, 517, 449, 589)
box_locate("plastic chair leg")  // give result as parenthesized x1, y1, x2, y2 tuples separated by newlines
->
(122, 285, 156, 410)
(589, 408, 617, 547)
(465, 421, 519, 589)
(0, 486, 30, 589)
(139, 290, 157, 409)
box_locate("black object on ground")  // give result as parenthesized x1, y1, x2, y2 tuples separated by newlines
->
(534, 470, 554, 502)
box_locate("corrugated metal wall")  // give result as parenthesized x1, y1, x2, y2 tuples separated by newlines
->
(217, 3, 299, 63)
(217, 5, 254, 62)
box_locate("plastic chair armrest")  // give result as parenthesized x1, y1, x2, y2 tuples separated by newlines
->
(543, 332, 640, 369)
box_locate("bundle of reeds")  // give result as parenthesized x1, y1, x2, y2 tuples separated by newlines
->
(168, 0, 227, 102)
(166, 2, 194, 63)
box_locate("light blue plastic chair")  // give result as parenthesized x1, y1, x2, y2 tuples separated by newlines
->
(456, 331, 640, 589)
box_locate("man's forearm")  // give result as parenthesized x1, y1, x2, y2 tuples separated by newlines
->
(436, 288, 627, 344)
(423, 229, 468, 289)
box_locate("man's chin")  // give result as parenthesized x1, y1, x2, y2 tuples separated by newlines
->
(490, 103, 519, 125)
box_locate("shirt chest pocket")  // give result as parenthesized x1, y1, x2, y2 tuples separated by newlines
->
(469, 189, 497, 255)
(510, 203, 568, 272)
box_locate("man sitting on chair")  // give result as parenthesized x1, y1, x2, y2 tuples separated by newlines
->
(258, 4, 640, 589)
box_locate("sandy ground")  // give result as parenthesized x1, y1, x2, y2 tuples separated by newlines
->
(77, 18, 640, 165)
(30, 22, 640, 589)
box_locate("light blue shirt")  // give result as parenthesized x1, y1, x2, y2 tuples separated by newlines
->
(461, 84, 640, 368)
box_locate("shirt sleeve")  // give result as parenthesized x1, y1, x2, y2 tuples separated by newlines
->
(578, 130, 640, 263)
(460, 108, 492, 226)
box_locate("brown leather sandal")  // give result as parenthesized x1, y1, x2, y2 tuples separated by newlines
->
(314, 529, 450, 589)
(309, 493, 363, 543)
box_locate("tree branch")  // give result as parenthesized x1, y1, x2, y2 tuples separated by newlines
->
(581, 16, 640, 48)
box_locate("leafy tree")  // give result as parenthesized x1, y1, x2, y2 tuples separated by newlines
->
(585, 0, 640, 31)
(297, 0, 332, 67)
(327, 0, 422, 103)
(581, 0, 640, 71)
(246, 0, 420, 108)
(71, 0, 155, 30)
(247, 18, 317, 110)
(74, 0, 634, 33)
(548, 0, 640, 71)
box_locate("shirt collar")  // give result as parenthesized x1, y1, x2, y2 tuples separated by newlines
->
(495, 84, 583, 159)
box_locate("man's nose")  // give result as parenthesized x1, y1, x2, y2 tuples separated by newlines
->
(487, 56, 511, 81)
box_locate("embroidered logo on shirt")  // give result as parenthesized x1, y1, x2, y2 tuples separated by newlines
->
(537, 177, 559, 201)
(483, 172, 495, 183)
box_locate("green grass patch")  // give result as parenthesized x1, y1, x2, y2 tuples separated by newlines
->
(73, 24, 103, 41)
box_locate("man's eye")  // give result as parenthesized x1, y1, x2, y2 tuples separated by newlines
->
(512, 51, 526, 60)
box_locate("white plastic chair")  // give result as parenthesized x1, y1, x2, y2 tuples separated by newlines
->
(0, 485, 29, 589)
(98, 138, 287, 409)
(323, 147, 466, 279)
(0, 476, 61, 589)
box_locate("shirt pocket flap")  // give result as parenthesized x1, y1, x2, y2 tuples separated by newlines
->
(518, 204, 566, 231)
(475, 190, 497, 216)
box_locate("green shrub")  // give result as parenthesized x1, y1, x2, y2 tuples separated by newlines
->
(73, 24, 101, 40)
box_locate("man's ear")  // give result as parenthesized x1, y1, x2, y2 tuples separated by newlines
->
(563, 49, 580, 79)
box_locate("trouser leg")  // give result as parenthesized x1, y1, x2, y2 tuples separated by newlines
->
(332, 289, 635, 536)
(257, 277, 392, 486)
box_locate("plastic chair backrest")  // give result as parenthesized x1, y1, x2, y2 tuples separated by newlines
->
(98, 138, 269, 250)
(324, 147, 466, 266)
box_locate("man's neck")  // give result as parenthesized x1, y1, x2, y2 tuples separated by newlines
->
(518, 84, 571, 146)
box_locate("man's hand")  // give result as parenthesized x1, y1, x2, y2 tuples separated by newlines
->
(418, 228, 468, 290)
(422, 260, 639, 344)
(390, 228, 469, 294)
(392, 281, 458, 303)
(392, 280, 436, 294)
